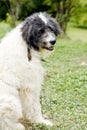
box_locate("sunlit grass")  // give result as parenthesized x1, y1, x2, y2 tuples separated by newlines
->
(0, 21, 12, 39)
(67, 25, 87, 42)
(37, 35, 87, 130)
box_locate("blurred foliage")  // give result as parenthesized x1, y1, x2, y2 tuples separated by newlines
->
(44, 0, 80, 33)
(19, 0, 49, 19)
(0, 0, 87, 32)
(70, 0, 87, 27)
(0, 0, 9, 20)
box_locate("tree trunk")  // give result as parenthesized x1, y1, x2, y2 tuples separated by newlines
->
(9, 0, 20, 26)
(56, 0, 73, 34)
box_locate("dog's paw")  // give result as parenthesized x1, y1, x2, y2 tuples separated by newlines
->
(36, 118, 53, 126)
(41, 119, 53, 126)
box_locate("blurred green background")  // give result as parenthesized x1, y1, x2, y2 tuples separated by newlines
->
(0, 0, 87, 33)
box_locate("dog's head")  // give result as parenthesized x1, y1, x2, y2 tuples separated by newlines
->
(22, 12, 61, 51)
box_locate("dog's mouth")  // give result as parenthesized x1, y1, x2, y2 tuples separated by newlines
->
(42, 46, 54, 51)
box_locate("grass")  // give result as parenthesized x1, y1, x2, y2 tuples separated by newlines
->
(0, 22, 87, 130)
(67, 25, 87, 42)
(41, 40, 87, 130)
(0, 21, 12, 39)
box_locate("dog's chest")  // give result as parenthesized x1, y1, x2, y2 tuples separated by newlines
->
(30, 59, 44, 78)
(17, 57, 45, 89)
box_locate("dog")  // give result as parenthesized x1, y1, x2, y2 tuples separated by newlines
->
(0, 12, 61, 130)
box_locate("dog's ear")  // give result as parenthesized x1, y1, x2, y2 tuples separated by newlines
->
(22, 18, 40, 50)
(22, 16, 45, 50)
(48, 18, 62, 36)
(22, 20, 33, 47)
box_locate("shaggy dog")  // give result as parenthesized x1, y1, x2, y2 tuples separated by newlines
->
(0, 12, 61, 130)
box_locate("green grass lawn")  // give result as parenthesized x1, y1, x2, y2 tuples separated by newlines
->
(40, 40, 87, 130)
(0, 21, 12, 39)
(0, 22, 87, 130)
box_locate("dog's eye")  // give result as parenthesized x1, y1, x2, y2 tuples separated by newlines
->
(48, 26, 54, 32)
(39, 29, 45, 34)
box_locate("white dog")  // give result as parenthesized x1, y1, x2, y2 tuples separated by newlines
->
(0, 12, 61, 130)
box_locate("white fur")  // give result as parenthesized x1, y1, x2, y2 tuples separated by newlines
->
(0, 24, 52, 130)
(39, 13, 48, 24)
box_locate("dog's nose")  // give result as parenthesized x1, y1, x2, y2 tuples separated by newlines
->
(50, 40, 56, 45)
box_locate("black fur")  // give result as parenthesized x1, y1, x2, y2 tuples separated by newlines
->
(47, 19, 61, 36)
(22, 13, 45, 50)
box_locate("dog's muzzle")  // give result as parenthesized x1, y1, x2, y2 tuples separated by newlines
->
(42, 41, 56, 51)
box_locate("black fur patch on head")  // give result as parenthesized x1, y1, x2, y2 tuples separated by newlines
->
(42, 12, 62, 36)
(22, 13, 46, 51)
(48, 19, 62, 36)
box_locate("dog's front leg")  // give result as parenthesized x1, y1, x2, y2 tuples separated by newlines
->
(19, 88, 52, 126)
